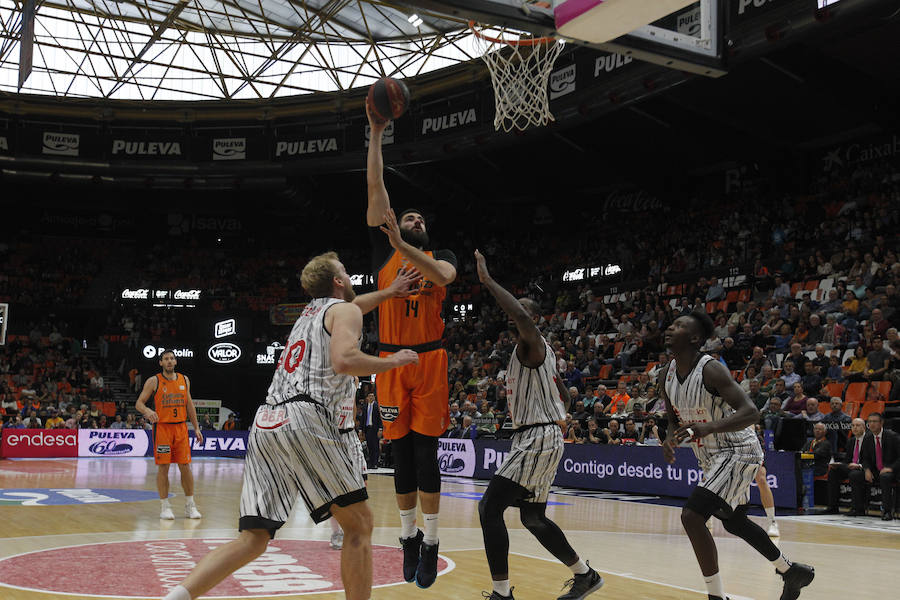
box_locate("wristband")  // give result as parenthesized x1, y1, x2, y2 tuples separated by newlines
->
(686, 427, 694, 438)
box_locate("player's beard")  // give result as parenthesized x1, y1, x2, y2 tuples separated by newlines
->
(400, 226, 429, 248)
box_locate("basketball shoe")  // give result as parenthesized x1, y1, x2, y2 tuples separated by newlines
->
(558, 566, 604, 600)
(778, 562, 815, 600)
(400, 529, 423, 583)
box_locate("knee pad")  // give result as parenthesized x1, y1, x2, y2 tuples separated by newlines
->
(720, 505, 750, 536)
(413, 432, 441, 493)
(392, 434, 417, 494)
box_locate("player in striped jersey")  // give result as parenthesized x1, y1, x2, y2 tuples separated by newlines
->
(161, 252, 419, 600)
(661, 311, 814, 600)
(474, 251, 603, 600)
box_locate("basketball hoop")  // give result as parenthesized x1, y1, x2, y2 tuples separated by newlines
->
(469, 21, 564, 132)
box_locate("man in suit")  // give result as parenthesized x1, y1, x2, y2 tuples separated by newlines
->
(802, 422, 832, 477)
(361, 392, 382, 469)
(824, 418, 868, 515)
(860, 412, 900, 520)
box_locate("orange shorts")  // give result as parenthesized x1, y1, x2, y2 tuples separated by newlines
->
(376, 349, 449, 439)
(154, 422, 191, 465)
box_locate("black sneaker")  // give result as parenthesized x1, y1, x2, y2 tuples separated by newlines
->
(482, 588, 515, 600)
(779, 562, 815, 600)
(400, 529, 423, 583)
(558, 568, 604, 600)
(416, 540, 439, 588)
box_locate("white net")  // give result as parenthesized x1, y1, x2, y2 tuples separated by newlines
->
(472, 26, 565, 132)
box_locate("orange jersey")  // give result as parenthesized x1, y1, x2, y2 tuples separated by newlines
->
(153, 373, 188, 423)
(376, 250, 450, 348)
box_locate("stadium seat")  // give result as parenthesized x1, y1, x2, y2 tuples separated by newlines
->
(819, 278, 834, 291)
(737, 289, 751, 302)
(726, 290, 739, 303)
(716, 300, 728, 313)
(705, 301, 716, 313)
(804, 280, 819, 291)
(790, 282, 802, 296)
(871, 381, 892, 401)
(598, 364, 613, 379)
(613, 341, 624, 355)
(805, 351, 817, 361)
(817, 400, 832, 415)
(644, 362, 658, 373)
(845, 382, 867, 404)
(844, 401, 860, 419)
(773, 353, 785, 368)
(825, 382, 846, 398)
(859, 401, 885, 422)
(841, 348, 855, 364)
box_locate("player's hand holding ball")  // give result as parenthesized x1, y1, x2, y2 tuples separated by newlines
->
(366, 76, 409, 133)
(392, 349, 419, 368)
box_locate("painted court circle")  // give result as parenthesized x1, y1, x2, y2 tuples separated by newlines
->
(0, 538, 453, 597)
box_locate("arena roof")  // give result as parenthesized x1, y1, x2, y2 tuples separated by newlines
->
(0, 0, 505, 100)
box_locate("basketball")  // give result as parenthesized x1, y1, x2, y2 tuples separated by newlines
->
(367, 77, 410, 123)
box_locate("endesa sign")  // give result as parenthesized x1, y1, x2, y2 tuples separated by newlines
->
(1, 429, 78, 458)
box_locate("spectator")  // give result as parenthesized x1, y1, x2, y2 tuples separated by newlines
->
(199, 414, 216, 430)
(44, 408, 65, 429)
(721, 337, 746, 370)
(860, 413, 899, 520)
(571, 399, 590, 425)
(864, 337, 890, 381)
(824, 418, 868, 515)
(800, 361, 822, 397)
(821, 397, 852, 455)
(771, 378, 791, 405)
(621, 419, 639, 442)
(758, 364, 778, 395)
(222, 414, 237, 430)
(810, 344, 830, 377)
(585, 419, 608, 444)
(109, 414, 126, 429)
(801, 398, 824, 422)
(638, 416, 660, 444)
(739, 365, 759, 393)
(806, 314, 825, 347)
(826, 355, 844, 382)
(782, 382, 808, 415)
(605, 419, 622, 445)
(786, 343, 809, 375)
(780, 360, 800, 388)
(747, 378, 769, 410)
(760, 397, 789, 431)
(843, 346, 868, 381)
(705, 277, 725, 302)
(604, 381, 630, 415)
(563, 361, 584, 393)
(842, 290, 860, 317)
(819, 289, 842, 316)
(802, 422, 832, 477)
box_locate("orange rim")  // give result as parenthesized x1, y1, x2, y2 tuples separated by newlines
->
(468, 20, 557, 46)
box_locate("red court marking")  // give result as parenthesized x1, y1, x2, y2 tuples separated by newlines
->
(0, 538, 451, 597)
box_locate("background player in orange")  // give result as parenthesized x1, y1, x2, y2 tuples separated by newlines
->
(367, 100, 457, 588)
(136, 349, 204, 520)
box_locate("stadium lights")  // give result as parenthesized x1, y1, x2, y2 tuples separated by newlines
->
(407, 14, 424, 27)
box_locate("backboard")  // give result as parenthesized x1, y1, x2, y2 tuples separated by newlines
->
(402, 0, 725, 76)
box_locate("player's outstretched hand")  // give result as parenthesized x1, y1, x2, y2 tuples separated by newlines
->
(391, 349, 419, 367)
(474, 249, 491, 283)
(379, 208, 404, 250)
(662, 438, 676, 464)
(366, 98, 389, 134)
(386, 265, 422, 298)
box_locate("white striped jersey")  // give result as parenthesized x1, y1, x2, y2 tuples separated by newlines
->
(266, 297, 358, 421)
(663, 354, 762, 467)
(505, 339, 566, 427)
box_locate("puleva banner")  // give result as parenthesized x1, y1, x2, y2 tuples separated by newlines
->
(437, 438, 476, 477)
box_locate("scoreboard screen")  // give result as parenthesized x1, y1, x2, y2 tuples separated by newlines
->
(0, 303, 8, 346)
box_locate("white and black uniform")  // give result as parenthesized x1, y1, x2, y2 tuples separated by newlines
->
(336, 393, 367, 479)
(495, 339, 565, 504)
(664, 355, 764, 509)
(240, 297, 366, 533)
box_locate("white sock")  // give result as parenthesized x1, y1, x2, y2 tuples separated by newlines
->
(703, 573, 724, 598)
(330, 518, 342, 533)
(765, 506, 776, 523)
(400, 508, 417, 539)
(772, 552, 791, 574)
(422, 512, 439, 545)
(492, 579, 511, 597)
(185, 495, 195, 506)
(162, 584, 191, 600)
(161, 498, 171, 509)
(569, 559, 589, 575)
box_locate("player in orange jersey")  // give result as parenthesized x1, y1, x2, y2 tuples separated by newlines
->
(136, 349, 204, 521)
(367, 101, 457, 588)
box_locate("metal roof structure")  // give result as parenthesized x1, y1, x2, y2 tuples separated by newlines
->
(0, 0, 516, 100)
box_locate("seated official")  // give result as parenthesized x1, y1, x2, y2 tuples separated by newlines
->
(825, 418, 869, 516)
(821, 397, 852, 456)
(802, 422, 832, 477)
(860, 413, 900, 520)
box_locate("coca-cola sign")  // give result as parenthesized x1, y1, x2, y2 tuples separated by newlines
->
(603, 188, 662, 213)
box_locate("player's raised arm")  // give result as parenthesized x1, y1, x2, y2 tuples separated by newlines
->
(366, 100, 391, 227)
(135, 376, 159, 424)
(328, 302, 418, 376)
(474, 249, 543, 367)
(379, 208, 456, 286)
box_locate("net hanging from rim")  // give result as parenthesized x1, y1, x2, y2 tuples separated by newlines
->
(469, 21, 564, 133)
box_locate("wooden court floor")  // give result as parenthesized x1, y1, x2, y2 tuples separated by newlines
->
(1, 457, 898, 599)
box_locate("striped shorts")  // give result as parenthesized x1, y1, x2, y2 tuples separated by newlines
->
(698, 451, 764, 510)
(341, 429, 368, 480)
(495, 423, 563, 504)
(239, 402, 367, 533)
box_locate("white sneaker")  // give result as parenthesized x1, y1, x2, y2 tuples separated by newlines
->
(160, 507, 175, 520)
(767, 521, 780, 537)
(330, 530, 343, 550)
(186, 504, 202, 519)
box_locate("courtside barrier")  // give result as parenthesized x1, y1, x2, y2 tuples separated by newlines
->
(1, 429, 249, 459)
(439, 438, 800, 508)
